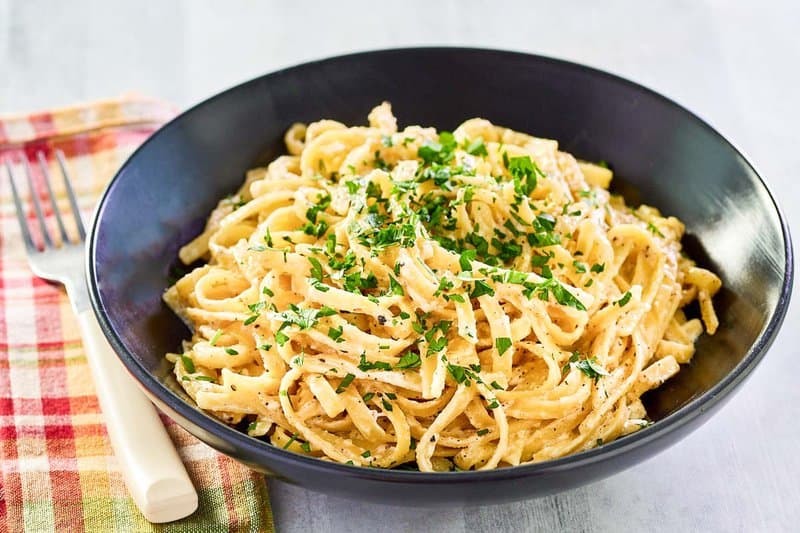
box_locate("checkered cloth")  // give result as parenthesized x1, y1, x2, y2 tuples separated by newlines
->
(0, 96, 274, 532)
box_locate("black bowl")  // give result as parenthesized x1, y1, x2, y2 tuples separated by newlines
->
(88, 48, 793, 505)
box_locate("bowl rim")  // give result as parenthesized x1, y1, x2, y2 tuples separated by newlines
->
(88, 46, 794, 482)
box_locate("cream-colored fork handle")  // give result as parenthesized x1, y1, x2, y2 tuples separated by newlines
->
(77, 309, 198, 523)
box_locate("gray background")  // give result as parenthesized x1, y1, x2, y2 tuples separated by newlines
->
(2, 1, 798, 531)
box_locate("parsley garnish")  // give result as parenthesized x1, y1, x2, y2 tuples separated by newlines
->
(357, 352, 392, 371)
(305, 193, 331, 224)
(647, 222, 665, 237)
(180, 355, 195, 373)
(417, 131, 457, 165)
(275, 331, 289, 346)
(446, 363, 467, 384)
(276, 304, 337, 331)
(495, 337, 512, 356)
(336, 373, 355, 394)
(328, 325, 344, 342)
(465, 137, 488, 156)
(470, 280, 495, 298)
(395, 352, 421, 369)
(507, 155, 544, 196)
(308, 257, 324, 283)
(345, 180, 360, 195)
(459, 249, 477, 271)
(616, 291, 632, 307)
(283, 433, 299, 450)
(590, 263, 605, 274)
(563, 352, 609, 381)
(388, 275, 405, 296)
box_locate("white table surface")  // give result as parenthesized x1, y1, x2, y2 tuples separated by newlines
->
(2, 1, 798, 531)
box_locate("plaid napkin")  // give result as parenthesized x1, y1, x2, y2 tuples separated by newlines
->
(0, 96, 274, 532)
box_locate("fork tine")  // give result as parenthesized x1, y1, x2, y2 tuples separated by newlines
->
(5, 161, 38, 253)
(22, 157, 53, 248)
(37, 151, 70, 244)
(55, 150, 86, 240)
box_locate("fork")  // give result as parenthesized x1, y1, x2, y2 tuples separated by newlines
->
(6, 151, 198, 523)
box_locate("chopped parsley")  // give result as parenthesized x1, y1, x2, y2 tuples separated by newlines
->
(395, 352, 421, 369)
(417, 131, 457, 165)
(327, 325, 344, 342)
(459, 249, 477, 271)
(647, 222, 665, 237)
(276, 304, 337, 331)
(563, 352, 609, 381)
(345, 180, 360, 195)
(275, 331, 290, 346)
(470, 280, 495, 298)
(495, 337, 512, 356)
(616, 291, 632, 307)
(357, 352, 392, 371)
(308, 257, 325, 283)
(180, 355, 195, 373)
(305, 193, 331, 224)
(283, 433, 299, 450)
(507, 155, 544, 197)
(388, 275, 405, 296)
(465, 137, 488, 156)
(336, 373, 356, 394)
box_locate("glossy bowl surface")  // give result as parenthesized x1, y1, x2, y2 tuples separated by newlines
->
(88, 48, 793, 505)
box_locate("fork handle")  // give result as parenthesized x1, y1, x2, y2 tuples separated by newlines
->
(77, 309, 198, 523)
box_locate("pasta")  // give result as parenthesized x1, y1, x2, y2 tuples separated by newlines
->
(164, 103, 721, 471)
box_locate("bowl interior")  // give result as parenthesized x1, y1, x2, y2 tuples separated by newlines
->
(90, 48, 790, 460)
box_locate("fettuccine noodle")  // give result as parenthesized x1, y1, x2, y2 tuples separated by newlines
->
(164, 103, 721, 471)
